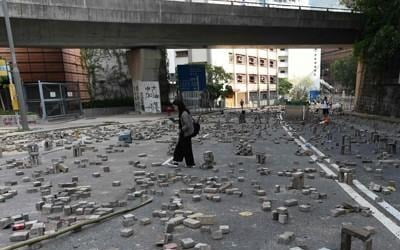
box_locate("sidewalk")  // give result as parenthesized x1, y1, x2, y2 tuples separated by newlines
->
(0, 113, 169, 138)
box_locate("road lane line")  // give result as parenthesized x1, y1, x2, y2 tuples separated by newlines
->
(282, 124, 400, 240)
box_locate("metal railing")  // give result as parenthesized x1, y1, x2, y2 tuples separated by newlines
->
(167, 0, 357, 13)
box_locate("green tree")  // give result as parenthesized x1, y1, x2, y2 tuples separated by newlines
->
(81, 49, 105, 100)
(330, 55, 357, 92)
(341, 0, 400, 79)
(205, 64, 232, 103)
(278, 78, 293, 96)
(290, 77, 313, 102)
(81, 49, 133, 101)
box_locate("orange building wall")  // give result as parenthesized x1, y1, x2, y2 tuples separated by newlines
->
(0, 48, 90, 101)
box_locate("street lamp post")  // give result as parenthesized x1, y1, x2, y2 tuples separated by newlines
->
(1, 0, 29, 130)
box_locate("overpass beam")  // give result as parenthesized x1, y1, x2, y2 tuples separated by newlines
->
(127, 48, 163, 113)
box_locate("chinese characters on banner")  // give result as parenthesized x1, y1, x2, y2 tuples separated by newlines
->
(133, 81, 161, 113)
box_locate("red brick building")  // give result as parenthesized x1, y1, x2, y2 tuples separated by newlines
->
(0, 48, 90, 102)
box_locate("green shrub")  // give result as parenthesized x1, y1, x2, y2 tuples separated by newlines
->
(286, 100, 309, 106)
(83, 98, 134, 109)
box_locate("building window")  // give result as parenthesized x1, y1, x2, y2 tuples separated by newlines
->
(269, 48, 274, 52)
(280, 59, 286, 63)
(270, 76, 276, 84)
(269, 60, 275, 68)
(280, 48, 286, 51)
(236, 54, 245, 65)
(259, 58, 267, 67)
(280, 70, 286, 74)
(261, 92, 268, 100)
(237, 74, 246, 84)
(248, 56, 257, 66)
(176, 51, 188, 58)
(249, 74, 257, 84)
(250, 92, 258, 102)
(229, 53, 234, 64)
(260, 75, 267, 84)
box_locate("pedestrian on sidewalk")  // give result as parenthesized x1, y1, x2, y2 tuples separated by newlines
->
(171, 98, 195, 168)
(240, 99, 244, 110)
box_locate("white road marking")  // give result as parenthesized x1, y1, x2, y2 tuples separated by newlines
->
(338, 181, 400, 239)
(353, 180, 400, 221)
(302, 130, 400, 223)
(283, 124, 400, 240)
(162, 157, 173, 166)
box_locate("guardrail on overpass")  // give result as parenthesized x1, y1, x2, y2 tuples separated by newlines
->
(167, 0, 357, 13)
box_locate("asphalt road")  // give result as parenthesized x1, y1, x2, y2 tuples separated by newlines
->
(0, 112, 399, 250)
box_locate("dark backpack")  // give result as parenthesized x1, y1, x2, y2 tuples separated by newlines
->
(191, 117, 201, 137)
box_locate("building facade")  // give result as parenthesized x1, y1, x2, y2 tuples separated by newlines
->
(0, 48, 89, 100)
(168, 48, 278, 108)
(168, 47, 321, 107)
(167, 0, 323, 108)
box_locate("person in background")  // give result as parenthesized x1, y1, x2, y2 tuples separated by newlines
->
(320, 96, 331, 125)
(322, 96, 329, 118)
(240, 99, 244, 110)
(171, 98, 195, 168)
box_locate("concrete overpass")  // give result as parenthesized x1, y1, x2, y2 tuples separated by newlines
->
(0, 0, 364, 48)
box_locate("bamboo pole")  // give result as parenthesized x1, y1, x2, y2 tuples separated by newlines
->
(0, 198, 153, 250)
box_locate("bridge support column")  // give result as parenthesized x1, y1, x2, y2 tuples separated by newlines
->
(127, 48, 162, 113)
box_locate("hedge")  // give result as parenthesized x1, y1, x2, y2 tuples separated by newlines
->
(83, 98, 135, 109)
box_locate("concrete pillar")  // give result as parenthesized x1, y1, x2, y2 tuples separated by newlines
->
(127, 48, 162, 113)
(354, 59, 366, 110)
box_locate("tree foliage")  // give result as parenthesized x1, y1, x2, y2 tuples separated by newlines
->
(81, 49, 132, 101)
(278, 78, 293, 96)
(341, 0, 400, 78)
(330, 55, 357, 92)
(289, 77, 313, 102)
(205, 64, 233, 101)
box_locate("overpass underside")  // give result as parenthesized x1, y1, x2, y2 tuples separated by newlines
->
(0, 0, 362, 49)
(0, 19, 357, 49)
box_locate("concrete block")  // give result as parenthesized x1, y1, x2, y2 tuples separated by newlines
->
(183, 218, 201, 229)
(180, 238, 195, 249)
(10, 231, 29, 242)
(299, 204, 311, 212)
(197, 215, 216, 225)
(211, 230, 223, 240)
(279, 214, 288, 224)
(194, 243, 211, 250)
(120, 228, 134, 237)
(284, 199, 298, 207)
(140, 217, 151, 225)
(30, 222, 45, 237)
(262, 201, 272, 211)
(277, 231, 295, 244)
(112, 181, 121, 187)
(219, 225, 230, 234)
(92, 172, 101, 178)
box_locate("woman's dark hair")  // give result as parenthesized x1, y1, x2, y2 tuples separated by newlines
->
(173, 98, 190, 116)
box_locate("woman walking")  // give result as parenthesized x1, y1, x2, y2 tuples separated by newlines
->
(172, 99, 195, 167)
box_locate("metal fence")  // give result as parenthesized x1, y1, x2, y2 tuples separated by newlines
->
(25, 82, 83, 119)
(167, 0, 356, 13)
(332, 94, 355, 112)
